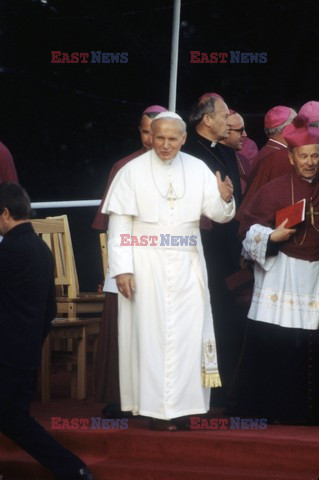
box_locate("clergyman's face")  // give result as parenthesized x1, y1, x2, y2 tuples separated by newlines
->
(139, 114, 153, 151)
(226, 114, 245, 150)
(152, 119, 187, 161)
(207, 100, 230, 141)
(288, 144, 319, 180)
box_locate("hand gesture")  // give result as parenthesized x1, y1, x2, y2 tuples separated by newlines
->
(270, 218, 296, 243)
(216, 171, 234, 203)
(116, 273, 135, 299)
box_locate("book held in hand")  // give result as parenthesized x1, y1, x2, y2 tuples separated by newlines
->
(275, 198, 306, 228)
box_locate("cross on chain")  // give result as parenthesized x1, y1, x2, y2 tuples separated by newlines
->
(306, 198, 319, 226)
(167, 183, 176, 209)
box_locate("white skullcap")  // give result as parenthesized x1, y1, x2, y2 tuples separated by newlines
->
(153, 111, 184, 121)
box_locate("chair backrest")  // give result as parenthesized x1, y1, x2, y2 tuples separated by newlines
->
(31, 215, 79, 299)
(99, 232, 108, 277)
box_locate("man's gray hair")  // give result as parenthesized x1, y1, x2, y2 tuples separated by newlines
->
(189, 96, 218, 127)
(265, 109, 297, 137)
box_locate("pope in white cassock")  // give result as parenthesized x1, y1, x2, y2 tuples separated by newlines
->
(102, 111, 235, 429)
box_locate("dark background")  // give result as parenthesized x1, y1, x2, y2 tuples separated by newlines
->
(1, 0, 319, 289)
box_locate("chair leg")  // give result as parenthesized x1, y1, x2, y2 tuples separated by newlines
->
(70, 366, 77, 399)
(70, 339, 78, 399)
(77, 327, 87, 400)
(91, 334, 99, 397)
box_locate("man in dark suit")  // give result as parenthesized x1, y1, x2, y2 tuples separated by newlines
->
(183, 94, 247, 407)
(0, 182, 93, 480)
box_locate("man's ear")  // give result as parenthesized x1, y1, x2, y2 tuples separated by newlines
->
(288, 150, 294, 166)
(203, 113, 213, 127)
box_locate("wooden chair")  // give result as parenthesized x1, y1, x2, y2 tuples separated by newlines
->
(31, 215, 104, 401)
(41, 317, 100, 401)
(32, 215, 105, 318)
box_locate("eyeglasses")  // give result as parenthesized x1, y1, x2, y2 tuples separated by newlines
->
(229, 127, 245, 135)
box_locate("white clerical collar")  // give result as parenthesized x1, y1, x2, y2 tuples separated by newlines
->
(299, 174, 317, 183)
(210, 141, 217, 147)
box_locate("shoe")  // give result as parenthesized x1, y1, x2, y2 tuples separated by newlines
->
(149, 418, 178, 431)
(69, 467, 94, 480)
(173, 416, 192, 430)
(102, 402, 132, 418)
(78, 467, 94, 480)
(55, 466, 94, 480)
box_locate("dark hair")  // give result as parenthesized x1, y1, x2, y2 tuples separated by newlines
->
(139, 111, 161, 126)
(189, 96, 218, 127)
(0, 182, 31, 220)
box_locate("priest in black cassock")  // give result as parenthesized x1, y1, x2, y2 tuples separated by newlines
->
(183, 94, 246, 407)
(234, 115, 319, 424)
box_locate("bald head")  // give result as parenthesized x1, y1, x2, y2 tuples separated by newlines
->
(221, 112, 245, 150)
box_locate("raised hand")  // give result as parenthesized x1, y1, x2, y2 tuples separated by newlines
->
(216, 171, 234, 203)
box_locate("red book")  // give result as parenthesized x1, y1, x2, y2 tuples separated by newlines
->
(275, 198, 306, 228)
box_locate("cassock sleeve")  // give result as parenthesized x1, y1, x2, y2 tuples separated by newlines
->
(201, 168, 236, 223)
(108, 213, 134, 278)
(243, 224, 277, 271)
(91, 163, 118, 231)
(0, 143, 19, 183)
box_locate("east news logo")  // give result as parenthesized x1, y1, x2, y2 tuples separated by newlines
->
(190, 417, 268, 429)
(51, 51, 128, 63)
(190, 51, 267, 64)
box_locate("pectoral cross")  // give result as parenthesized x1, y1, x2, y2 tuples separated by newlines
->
(306, 198, 319, 226)
(167, 182, 176, 209)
